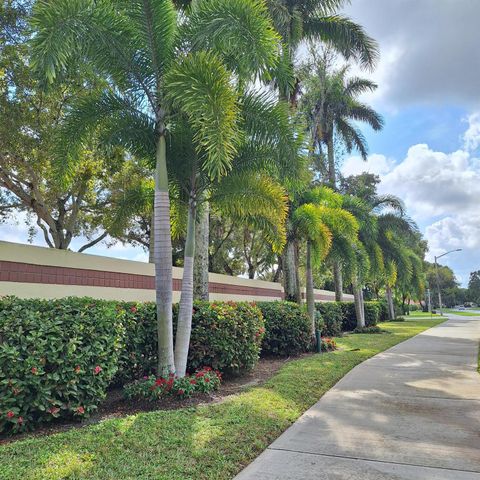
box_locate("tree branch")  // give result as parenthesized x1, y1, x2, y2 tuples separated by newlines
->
(78, 231, 108, 253)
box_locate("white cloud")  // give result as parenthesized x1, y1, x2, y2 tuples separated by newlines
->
(341, 153, 395, 177)
(463, 112, 480, 152)
(342, 119, 480, 284)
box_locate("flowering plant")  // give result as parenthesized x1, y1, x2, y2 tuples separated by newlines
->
(124, 367, 221, 400)
(321, 337, 337, 352)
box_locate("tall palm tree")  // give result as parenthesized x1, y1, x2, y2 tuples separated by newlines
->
(266, 0, 379, 101)
(301, 63, 383, 300)
(31, 0, 280, 376)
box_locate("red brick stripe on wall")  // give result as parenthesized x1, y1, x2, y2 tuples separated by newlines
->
(0, 261, 282, 298)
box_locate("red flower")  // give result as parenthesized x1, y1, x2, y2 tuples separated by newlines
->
(155, 378, 165, 386)
(17, 416, 23, 425)
(93, 365, 102, 375)
(195, 372, 204, 378)
(130, 306, 137, 313)
(76, 406, 85, 414)
(31, 367, 38, 374)
(190, 379, 197, 385)
(177, 389, 185, 396)
(205, 377, 210, 383)
(49, 407, 60, 415)
(6, 411, 14, 419)
(74, 365, 81, 374)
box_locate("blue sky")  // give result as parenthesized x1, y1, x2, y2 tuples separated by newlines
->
(2, 0, 480, 287)
(339, 0, 480, 286)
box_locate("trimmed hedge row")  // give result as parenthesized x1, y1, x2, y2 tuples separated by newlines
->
(0, 295, 382, 433)
(257, 301, 311, 356)
(0, 297, 311, 433)
(0, 297, 124, 433)
(316, 300, 384, 334)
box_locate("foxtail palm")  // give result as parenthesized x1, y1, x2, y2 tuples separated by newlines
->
(31, 0, 279, 376)
(302, 63, 383, 300)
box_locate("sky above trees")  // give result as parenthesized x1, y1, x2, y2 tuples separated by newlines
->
(340, 0, 480, 286)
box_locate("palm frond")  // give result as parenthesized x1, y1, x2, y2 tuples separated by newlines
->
(165, 51, 240, 180)
(302, 14, 379, 70)
(187, 0, 280, 80)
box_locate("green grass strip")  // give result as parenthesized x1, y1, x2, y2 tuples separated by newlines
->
(0, 318, 443, 480)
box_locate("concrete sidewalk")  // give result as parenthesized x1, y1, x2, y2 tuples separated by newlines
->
(235, 316, 480, 479)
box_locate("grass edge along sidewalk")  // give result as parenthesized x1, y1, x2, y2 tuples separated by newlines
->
(0, 318, 444, 480)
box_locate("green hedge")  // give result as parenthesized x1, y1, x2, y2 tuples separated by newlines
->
(257, 301, 311, 356)
(338, 302, 357, 331)
(315, 301, 383, 333)
(315, 302, 343, 337)
(117, 300, 264, 379)
(364, 301, 381, 326)
(179, 301, 264, 373)
(0, 297, 124, 434)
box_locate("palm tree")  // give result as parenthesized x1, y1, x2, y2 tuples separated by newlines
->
(376, 213, 423, 320)
(287, 186, 358, 333)
(31, 0, 280, 376)
(266, 0, 379, 102)
(301, 63, 384, 300)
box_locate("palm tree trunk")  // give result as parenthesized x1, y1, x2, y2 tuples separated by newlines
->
(283, 238, 300, 303)
(353, 277, 365, 329)
(333, 262, 343, 302)
(327, 134, 336, 188)
(193, 200, 209, 300)
(306, 241, 315, 335)
(327, 133, 344, 302)
(148, 208, 155, 263)
(175, 192, 197, 377)
(386, 286, 395, 320)
(154, 134, 175, 376)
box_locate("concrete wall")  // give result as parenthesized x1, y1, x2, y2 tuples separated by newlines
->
(0, 241, 353, 303)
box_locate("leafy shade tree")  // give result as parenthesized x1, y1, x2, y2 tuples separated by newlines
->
(468, 270, 480, 304)
(0, 1, 113, 251)
(31, 0, 280, 376)
(301, 62, 383, 300)
(425, 262, 458, 309)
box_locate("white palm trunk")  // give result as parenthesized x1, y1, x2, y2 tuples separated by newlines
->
(353, 276, 365, 329)
(154, 134, 175, 376)
(175, 194, 196, 377)
(193, 200, 209, 300)
(386, 286, 395, 320)
(306, 241, 316, 335)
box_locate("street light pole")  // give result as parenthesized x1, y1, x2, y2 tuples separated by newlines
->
(434, 249, 462, 316)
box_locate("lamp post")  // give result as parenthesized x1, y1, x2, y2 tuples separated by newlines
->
(434, 249, 462, 315)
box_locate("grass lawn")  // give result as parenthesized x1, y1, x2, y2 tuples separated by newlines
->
(443, 309, 480, 317)
(0, 318, 444, 480)
(408, 311, 440, 318)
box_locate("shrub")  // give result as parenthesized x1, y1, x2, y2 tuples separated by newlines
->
(257, 301, 311, 356)
(315, 302, 343, 337)
(378, 300, 390, 322)
(409, 304, 419, 312)
(176, 301, 264, 374)
(0, 297, 124, 434)
(124, 367, 221, 401)
(364, 301, 381, 326)
(321, 337, 337, 351)
(116, 301, 264, 380)
(115, 302, 156, 384)
(353, 326, 385, 334)
(338, 302, 356, 331)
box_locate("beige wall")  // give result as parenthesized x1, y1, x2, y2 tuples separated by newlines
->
(0, 241, 351, 303)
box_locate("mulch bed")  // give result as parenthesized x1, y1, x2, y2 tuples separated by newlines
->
(0, 354, 312, 445)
